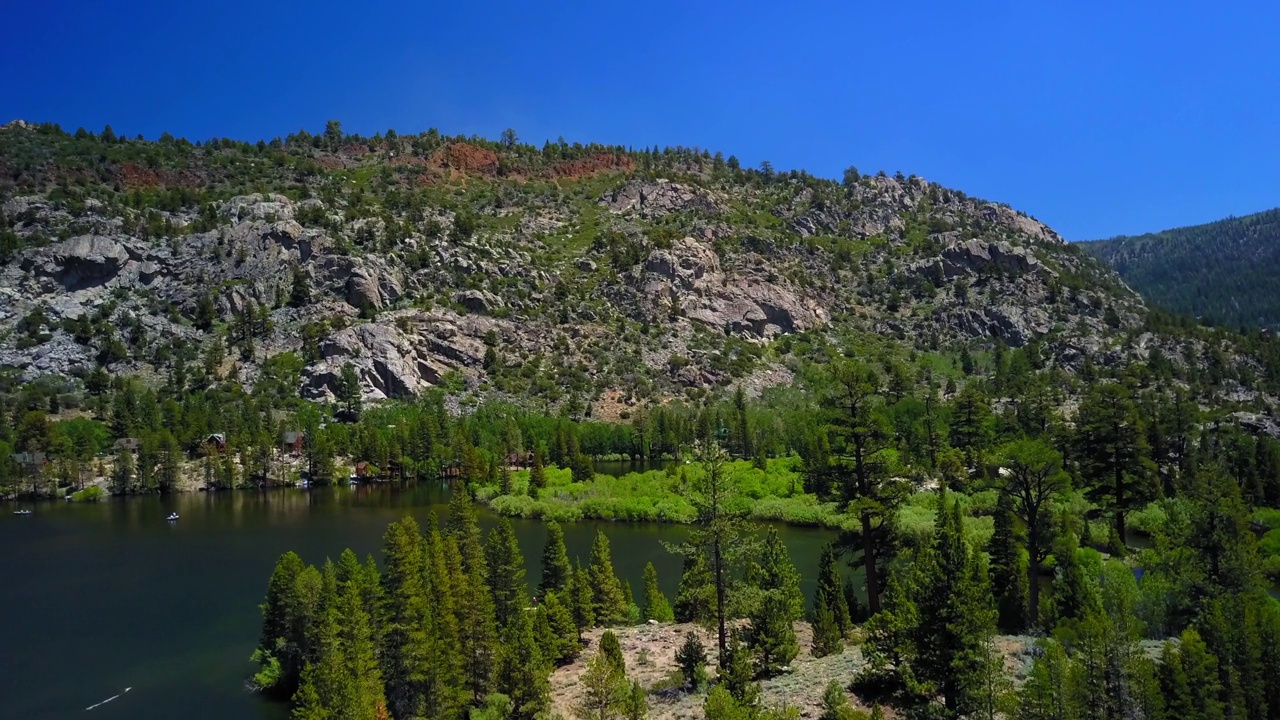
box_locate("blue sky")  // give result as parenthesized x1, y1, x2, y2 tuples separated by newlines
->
(2, 1, 1277, 239)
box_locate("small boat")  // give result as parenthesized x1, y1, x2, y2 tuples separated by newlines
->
(166, 512, 179, 522)
(13, 510, 32, 516)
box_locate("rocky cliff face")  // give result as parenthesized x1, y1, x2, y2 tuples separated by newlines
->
(0, 122, 1265, 409)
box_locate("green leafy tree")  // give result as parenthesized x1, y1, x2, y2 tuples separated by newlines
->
(574, 642, 629, 720)
(378, 517, 431, 719)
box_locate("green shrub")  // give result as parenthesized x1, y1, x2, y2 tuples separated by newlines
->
(70, 486, 106, 503)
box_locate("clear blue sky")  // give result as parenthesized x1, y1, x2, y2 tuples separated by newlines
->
(2, 1, 1277, 239)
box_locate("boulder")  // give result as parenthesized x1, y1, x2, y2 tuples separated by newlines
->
(455, 289, 503, 314)
(49, 235, 131, 290)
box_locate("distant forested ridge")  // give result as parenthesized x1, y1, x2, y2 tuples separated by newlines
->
(1082, 208, 1280, 330)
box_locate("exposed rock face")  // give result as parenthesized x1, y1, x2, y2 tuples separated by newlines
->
(641, 237, 822, 339)
(455, 289, 503, 314)
(46, 236, 132, 290)
(912, 239, 1054, 284)
(601, 180, 722, 219)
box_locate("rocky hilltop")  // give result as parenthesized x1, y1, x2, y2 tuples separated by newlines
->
(0, 121, 1271, 412)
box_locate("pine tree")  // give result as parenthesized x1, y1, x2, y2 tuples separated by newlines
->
(257, 551, 309, 693)
(530, 448, 547, 493)
(669, 444, 757, 662)
(378, 518, 431, 719)
(673, 551, 716, 624)
(444, 506, 496, 703)
(810, 601, 842, 659)
(540, 520, 572, 596)
(814, 543, 851, 634)
(600, 630, 626, 675)
(1017, 640, 1076, 720)
(622, 680, 648, 720)
(485, 518, 526, 630)
(1048, 534, 1100, 630)
(538, 590, 581, 665)
(494, 607, 549, 720)
(422, 516, 467, 718)
(589, 530, 629, 625)
(674, 631, 707, 689)
(1074, 382, 1150, 544)
(746, 528, 802, 676)
(805, 361, 906, 615)
(636, 562, 672, 623)
(989, 490, 1028, 632)
(717, 633, 760, 709)
(574, 643, 628, 720)
(998, 438, 1068, 628)
(571, 559, 596, 633)
(913, 493, 996, 717)
(334, 558, 387, 720)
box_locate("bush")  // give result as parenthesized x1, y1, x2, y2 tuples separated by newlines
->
(70, 486, 106, 503)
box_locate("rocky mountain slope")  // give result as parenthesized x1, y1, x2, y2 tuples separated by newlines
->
(1081, 207, 1280, 330)
(0, 119, 1272, 412)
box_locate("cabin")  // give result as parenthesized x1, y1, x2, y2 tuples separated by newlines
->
(281, 431, 305, 455)
(204, 433, 227, 451)
(354, 461, 371, 479)
(113, 438, 141, 453)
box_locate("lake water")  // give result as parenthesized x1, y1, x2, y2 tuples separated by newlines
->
(1, 484, 838, 720)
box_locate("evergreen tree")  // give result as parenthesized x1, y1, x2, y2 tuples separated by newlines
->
(529, 447, 547, 493)
(570, 559, 596, 634)
(538, 590, 582, 665)
(810, 600, 842, 659)
(668, 444, 757, 662)
(673, 551, 716, 624)
(334, 558, 387, 720)
(717, 633, 760, 709)
(1047, 534, 1100, 630)
(814, 543, 851, 635)
(998, 438, 1068, 628)
(588, 530, 629, 625)
(444, 499, 496, 703)
(913, 493, 996, 717)
(494, 607, 549, 720)
(256, 551, 311, 694)
(1017, 640, 1076, 720)
(378, 518, 431, 719)
(423, 517, 468, 718)
(674, 631, 707, 690)
(746, 528, 802, 676)
(574, 643, 628, 720)
(622, 680, 648, 720)
(485, 518, 526, 630)
(640, 562, 674, 622)
(540, 520, 572, 596)
(805, 361, 906, 615)
(600, 630, 626, 675)
(1074, 382, 1150, 544)
(989, 490, 1028, 632)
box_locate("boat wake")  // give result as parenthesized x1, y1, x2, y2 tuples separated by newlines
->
(85, 687, 131, 711)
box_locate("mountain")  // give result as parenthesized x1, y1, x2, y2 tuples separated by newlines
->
(0, 119, 1275, 415)
(1081, 208, 1280, 330)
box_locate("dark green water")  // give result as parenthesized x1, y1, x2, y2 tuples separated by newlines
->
(1, 484, 837, 720)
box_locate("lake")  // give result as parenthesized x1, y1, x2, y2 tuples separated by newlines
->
(0, 483, 838, 720)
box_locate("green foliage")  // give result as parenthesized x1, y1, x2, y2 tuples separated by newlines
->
(589, 530, 630, 626)
(641, 562, 674, 622)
